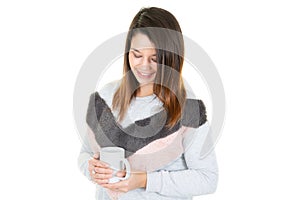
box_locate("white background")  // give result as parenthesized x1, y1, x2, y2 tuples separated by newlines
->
(0, 0, 299, 199)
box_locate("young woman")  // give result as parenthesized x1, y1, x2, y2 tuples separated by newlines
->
(78, 7, 218, 200)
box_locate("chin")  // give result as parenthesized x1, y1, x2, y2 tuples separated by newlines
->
(137, 80, 155, 85)
(134, 73, 156, 85)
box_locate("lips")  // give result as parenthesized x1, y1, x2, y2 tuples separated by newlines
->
(136, 70, 155, 79)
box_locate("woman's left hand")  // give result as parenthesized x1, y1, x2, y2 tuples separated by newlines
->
(100, 170, 147, 193)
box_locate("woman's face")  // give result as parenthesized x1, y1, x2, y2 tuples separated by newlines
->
(129, 33, 157, 85)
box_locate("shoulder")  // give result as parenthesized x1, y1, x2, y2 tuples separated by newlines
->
(98, 80, 121, 103)
(185, 88, 197, 99)
(87, 79, 121, 109)
(86, 81, 120, 125)
(86, 80, 120, 120)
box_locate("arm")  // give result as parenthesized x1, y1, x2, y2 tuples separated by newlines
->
(77, 134, 93, 181)
(146, 122, 219, 198)
(78, 126, 102, 181)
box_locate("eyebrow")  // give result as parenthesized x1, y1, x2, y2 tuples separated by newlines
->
(131, 48, 140, 53)
(130, 48, 156, 56)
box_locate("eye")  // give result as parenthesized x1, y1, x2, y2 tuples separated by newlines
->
(133, 53, 142, 58)
(151, 57, 157, 63)
(151, 57, 157, 62)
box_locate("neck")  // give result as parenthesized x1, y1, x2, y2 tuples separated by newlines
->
(136, 83, 154, 97)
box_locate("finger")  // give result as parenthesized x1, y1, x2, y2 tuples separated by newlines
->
(88, 163, 96, 175)
(88, 159, 98, 168)
(89, 159, 110, 168)
(94, 167, 114, 174)
(101, 184, 115, 189)
(101, 185, 123, 193)
(102, 180, 127, 190)
(94, 173, 113, 179)
(93, 153, 100, 159)
(95, 160, 110, 167)
(88, 162, 94, 171)
(94, 178, 110, 185)
(116, 170, 126, 178)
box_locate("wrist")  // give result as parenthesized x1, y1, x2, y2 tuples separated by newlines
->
(140, 172, 147, 188)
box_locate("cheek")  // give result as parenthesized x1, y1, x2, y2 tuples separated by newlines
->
(128, 53, 138, 69)
(153, 64, 158, 71)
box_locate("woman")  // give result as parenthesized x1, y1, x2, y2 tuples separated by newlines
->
(78, 7, 218, 200)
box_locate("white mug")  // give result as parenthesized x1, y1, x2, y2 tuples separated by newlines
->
(100, 147, 131, 183)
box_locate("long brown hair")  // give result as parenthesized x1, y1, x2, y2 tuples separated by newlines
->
(113, 7, 186, 128)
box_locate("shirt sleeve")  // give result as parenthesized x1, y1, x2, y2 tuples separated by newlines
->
(77, 127, 96, 181)
(146, 121, 219, 198)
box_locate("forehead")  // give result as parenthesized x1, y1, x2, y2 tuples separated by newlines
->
(130, 33, 156, 50)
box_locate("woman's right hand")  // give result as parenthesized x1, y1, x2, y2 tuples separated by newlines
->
(88, 153, 114, 185)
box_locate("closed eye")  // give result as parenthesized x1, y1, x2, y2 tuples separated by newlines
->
(133, 53, 142, 58)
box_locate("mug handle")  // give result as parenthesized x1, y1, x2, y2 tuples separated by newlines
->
(118, 158, 131, 180)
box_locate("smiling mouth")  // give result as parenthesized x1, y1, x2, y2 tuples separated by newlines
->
(137, 70, 155, 79)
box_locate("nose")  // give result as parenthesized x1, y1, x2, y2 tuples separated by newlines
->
(140, 57, 152, 69)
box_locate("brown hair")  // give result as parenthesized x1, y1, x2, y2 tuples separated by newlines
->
(112, 7, 186, 128)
